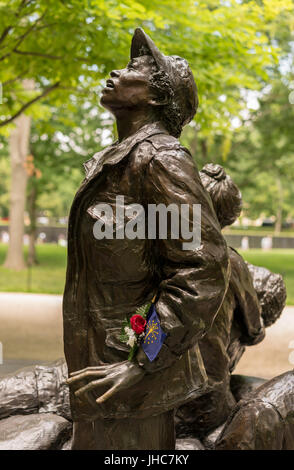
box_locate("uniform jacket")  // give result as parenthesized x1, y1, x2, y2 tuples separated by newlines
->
(199, 247, 265, 386)
(63, 121, 230, 420)
(176, 247, 265, 435)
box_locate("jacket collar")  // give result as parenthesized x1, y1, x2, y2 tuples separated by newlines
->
(83, 121, 168, 180)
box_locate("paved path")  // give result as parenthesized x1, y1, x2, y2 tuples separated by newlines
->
(235, 306, 294, 379)
(0, 292, 293, 379)
(0, 293, 63, 368)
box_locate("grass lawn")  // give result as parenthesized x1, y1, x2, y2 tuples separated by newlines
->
(240, 249, 294, 305)
(0, 243, 67, 294)
(0, 244, 293, 304)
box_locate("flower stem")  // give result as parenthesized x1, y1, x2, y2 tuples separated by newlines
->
(128, 343, 138, 361)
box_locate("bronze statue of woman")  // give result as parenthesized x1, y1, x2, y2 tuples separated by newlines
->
(64, 28, 229, 450)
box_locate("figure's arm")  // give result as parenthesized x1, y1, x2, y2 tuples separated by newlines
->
(246, 262, 286, 328)
(135, 146, 230, 372)
(229, 248, 265, 346)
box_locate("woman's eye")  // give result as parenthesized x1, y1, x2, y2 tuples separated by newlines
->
(127, 61, 137, 70)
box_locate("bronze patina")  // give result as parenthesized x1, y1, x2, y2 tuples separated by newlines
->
(0, 28, 292, 453)
(63, 28, 230, 449)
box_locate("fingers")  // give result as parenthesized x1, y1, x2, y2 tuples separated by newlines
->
(69, 366, 102, 377)
(69, 363, 118, 377)
(96, 383, 120, 404)
(66, 362, 128, 407)
(75, 378, 110, 398)
(73, 378, 121, 407)
(67, 369, 105, 385)
(68, 363, 121, 383)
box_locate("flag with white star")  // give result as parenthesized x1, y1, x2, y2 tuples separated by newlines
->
(141, 305, 167, 362)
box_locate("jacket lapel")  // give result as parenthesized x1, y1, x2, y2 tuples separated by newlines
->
(78, 122, 167, 193)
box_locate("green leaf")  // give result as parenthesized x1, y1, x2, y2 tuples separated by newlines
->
(135, 302, 152, 319)
(119, 318, 130, 343)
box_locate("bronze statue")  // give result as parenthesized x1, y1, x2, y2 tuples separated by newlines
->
(215, 370, 294, 450)
(63, 28, 229, 449)
(0, 163, 288, 449)
(176, 164, 286, 438)
(0, 29, 291, 452)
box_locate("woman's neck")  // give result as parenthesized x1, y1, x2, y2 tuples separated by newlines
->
(115, 107, 157, 142)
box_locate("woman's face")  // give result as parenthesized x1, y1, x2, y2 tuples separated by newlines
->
(100, 55, 157, 112)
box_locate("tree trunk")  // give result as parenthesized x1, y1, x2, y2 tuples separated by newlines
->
(274, 176, 283, 235)
(4, 80, 34, 270)
(200, 139, 208, 166)
(27, 181, 38, 266)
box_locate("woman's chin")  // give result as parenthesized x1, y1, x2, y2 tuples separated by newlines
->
(100, 93, 113, 108)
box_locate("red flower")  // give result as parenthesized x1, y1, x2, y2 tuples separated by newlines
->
(130, 314, 146, 335)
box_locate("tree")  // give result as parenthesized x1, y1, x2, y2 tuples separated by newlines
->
(3, 80, 34, 269)
(26, 100, 113, 263)
(210, 78, 294, 230)
(0, 0, 293, 268)
(1, 0, 293, 132)
(0, 141, 10, 218)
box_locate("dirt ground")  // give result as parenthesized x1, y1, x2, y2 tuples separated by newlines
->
(0, 292, 293, 379)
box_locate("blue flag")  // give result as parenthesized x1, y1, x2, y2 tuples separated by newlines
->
(141, 305, 167, 362)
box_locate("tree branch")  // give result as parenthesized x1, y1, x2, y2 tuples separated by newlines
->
(1, 48, 90, 63)
(2, 71, 28, 86)
(0, 0, 34, 48)
(0, 81, 60, 128)
(14, 49, 63, 59)
(0, 26, 12, 46)
(0, 9, 47, 59)
(35, 22, 59, 32)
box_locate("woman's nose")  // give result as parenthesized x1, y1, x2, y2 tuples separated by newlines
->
(110, 69, 120, 78)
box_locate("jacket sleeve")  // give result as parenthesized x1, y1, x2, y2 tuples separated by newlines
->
(229, 248, 265, 346)
(135, 145, 230, 372)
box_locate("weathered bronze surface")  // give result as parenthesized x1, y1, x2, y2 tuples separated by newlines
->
(176, 164, 286, 438)
(0, 359, 70, 421)
(0, 161, 290, 450)
(1, 29, 291, 451)
(0, 414, 71, 451)
(215, 370, 294, 450)
(0, 360, 72, 450)
(1, 361, 293, 450)
(63, 29, 229, 449)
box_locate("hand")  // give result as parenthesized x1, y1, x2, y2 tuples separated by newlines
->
(66, 361, 145, 407)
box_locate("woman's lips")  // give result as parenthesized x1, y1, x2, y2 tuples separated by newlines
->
(102, 79, 115, 93)
(106, 79, 115, 89)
